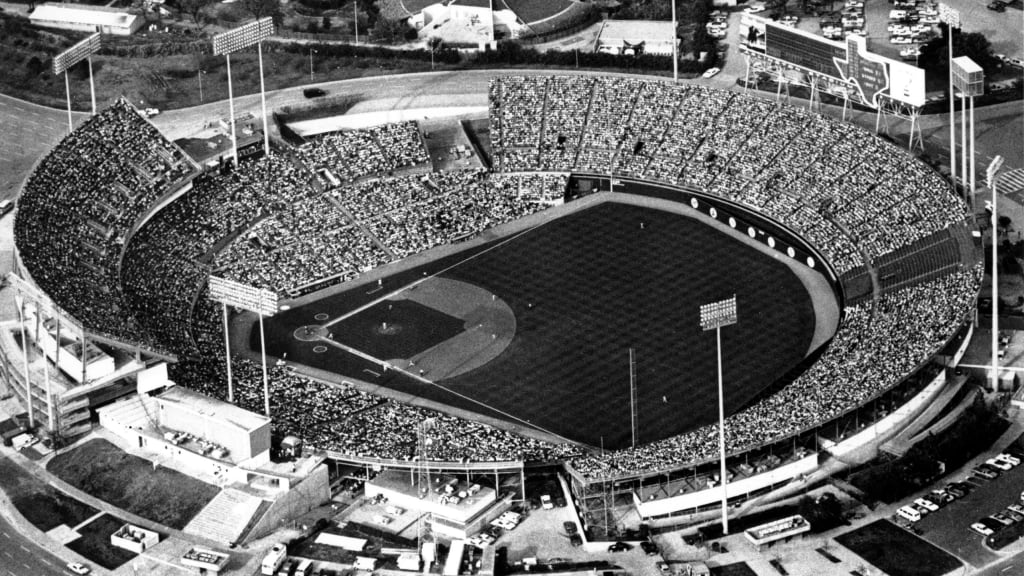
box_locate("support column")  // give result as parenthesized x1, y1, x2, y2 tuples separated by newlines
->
(258, 42, 270, 157)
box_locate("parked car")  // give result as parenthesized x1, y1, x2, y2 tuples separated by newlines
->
(540, 494, 554, 510)
(702, 67, 722, 79)
(970, 522, 995, 536)
(66, 564, 91, 575)
(1004, 508, 1024, 522)
(640, 541, 659, 556)
(997, 453, 1021, 466)
(0, 200, 13, 217)
(930, 490, 955, 504)
(1007, 503, 1024, 516)
(945, 484, 967, 499)
(915, 498, 939, 512)
(992, 512, 1016, 526)
(987, 1, 1007, 11)
(563, 521, 578, 535)
(986, 458, 1012, 472)
(973, 465, 999, 479)
(303, 87, 327, 98)
(608, 541, 632, 553)
(569, 534, 583, 547)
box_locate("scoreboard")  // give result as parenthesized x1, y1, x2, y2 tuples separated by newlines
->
(765, 25, 846, 79)
(751, 16, 925, 109)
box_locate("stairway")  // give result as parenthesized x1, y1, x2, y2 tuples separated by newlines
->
(183, 488, 265, 545)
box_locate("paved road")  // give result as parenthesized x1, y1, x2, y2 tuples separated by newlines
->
(0, 512, 77, 576)
(0, 94, 88, 201)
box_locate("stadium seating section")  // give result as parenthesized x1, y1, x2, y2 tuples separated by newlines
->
(13, 78, 979, 478)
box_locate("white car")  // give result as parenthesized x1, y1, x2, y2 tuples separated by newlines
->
(540, 494, 554, 509)
(702, 67, 721, 79)
(971, 522, 995, 536)
(997, 453, 1021, 466)
(744, 5, 765, 13)
(66, 563, 91, 575)
(986, 458, 1013, 471)
(914, 498, 939, 512)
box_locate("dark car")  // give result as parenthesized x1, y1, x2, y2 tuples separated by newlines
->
(640, 541, 659, 555)
(563, 521, 578, 535)
(303, 87, 327, 98)
(988, 1, 1007, 11)
(569, 534, 583, 547)
(608, 541, 632, 553)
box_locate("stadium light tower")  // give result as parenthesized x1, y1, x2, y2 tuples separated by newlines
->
(208, 276, 279, 416)
(938, 4, 960, 194)
(952, 56, 983, 208)
(212, 18, 275, 164)
(988, 156, 1004, 392)
(671, 0, 678, 82)
(53, 33, 101, 133)
(700, 295, 737, 535)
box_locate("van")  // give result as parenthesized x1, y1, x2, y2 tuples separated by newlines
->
(294, 559, 313, 576)
(277, 560, 294, 576)
(897, 505, 922, 522)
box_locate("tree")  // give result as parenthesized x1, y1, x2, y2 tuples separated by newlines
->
(372, 16, 410, 43)
(179, 0, 214, 26)
(919, 25, 1001, 80)
(242, 0, 280, 20)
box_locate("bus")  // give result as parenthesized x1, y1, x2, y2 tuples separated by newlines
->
(261, 543, 287, 575)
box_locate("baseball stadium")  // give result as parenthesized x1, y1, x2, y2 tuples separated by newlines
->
(8, 73, 980, 540)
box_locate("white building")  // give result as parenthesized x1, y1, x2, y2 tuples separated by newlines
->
(596, 20, 677, 56)
(30, 3, 143, 36)
(410, 0, 525, 43)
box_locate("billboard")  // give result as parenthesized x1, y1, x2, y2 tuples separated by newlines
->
(751, 16, 925, 108)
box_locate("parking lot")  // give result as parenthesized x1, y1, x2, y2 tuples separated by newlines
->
(897, 448, 1024, 567)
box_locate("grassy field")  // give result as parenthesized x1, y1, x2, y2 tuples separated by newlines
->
(503, 0, 574, 24)
(47, 439, 219, 530)
(67, 514, 144, 570)
(835, 520, 961, 576)
(0, 456, 99, 532)
(265, 201, 815, 449)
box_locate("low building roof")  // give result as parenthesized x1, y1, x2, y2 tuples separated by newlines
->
(157, 385, 270, 432)
(29, 3, 139, 28)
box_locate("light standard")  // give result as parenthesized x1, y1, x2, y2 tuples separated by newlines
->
(197, 69, 207, 103)
(700, 295, 738, 535)
(309, 48, 317, 82)
(988, 156, 1004, 392)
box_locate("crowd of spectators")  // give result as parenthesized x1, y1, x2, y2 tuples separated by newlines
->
(171, 344, 581, 463)
(15, 98, 195, 351)
(123, 155, 317, 354)
(488, 76, 966, 276)
(214, 170, 567, 295)
(295, 121, 429, 186)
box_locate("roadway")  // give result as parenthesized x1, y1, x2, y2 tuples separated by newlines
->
(0, 511, 77, 576)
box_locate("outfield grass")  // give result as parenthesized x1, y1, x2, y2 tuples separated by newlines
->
(47, 439, 219, 530)
(265, 201, 816, 449)
(0, 456, 99, 532)
(835, 520, 961, 576)
(66, 514, 143, 570)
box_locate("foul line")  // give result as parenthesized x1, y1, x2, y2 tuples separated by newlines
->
(323, 219, 553, 328)
(317, 334, 580, 447)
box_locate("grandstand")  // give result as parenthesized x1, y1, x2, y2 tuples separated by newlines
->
(10, 77, 979, 540)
